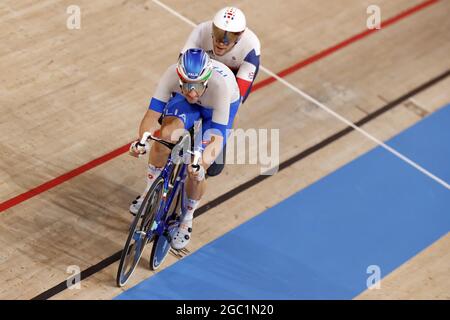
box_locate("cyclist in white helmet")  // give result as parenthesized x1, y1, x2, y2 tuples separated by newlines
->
(182, 7, 260, 103)
(129, 48, 240, 250)
(181, 7, 261, 176)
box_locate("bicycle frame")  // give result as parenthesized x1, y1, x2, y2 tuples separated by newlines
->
(147, 158, 187, 240)
(142, 131, 196, 241)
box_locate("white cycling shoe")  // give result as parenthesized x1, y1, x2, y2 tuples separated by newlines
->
(171, 218, 193, 250)
(129, 195, 145, 216)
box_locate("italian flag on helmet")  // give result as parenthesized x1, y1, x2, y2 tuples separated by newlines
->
(177, 48, 213, 83)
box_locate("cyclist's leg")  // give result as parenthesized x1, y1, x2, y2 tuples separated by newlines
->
(206, 145, 227, 177)
(171, 110, 215, 249)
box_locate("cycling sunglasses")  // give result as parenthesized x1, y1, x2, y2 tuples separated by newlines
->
(179, 80, 208, 94)
(212, 24, 242, 45)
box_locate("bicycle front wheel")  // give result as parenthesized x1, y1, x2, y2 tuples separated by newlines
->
(149, 182, 183, 271)
(116, 177, 164, 287)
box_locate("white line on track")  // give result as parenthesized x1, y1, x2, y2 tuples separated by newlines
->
(151, 0, 450, 190)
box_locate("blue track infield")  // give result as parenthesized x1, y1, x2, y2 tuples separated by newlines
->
(116, 104, 450, 300)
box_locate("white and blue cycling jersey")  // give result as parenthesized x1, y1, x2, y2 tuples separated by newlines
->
(149, 59, 240, 141)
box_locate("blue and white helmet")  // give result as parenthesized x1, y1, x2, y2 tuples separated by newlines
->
(177, 48, 213, 83)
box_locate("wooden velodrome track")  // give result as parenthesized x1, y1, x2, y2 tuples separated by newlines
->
(0, 0, 449, 299)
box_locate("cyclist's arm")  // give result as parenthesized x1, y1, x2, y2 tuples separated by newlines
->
(236, 49, 260, 103)
(138, 108, 162, 138)
(138, 64, 179, 138)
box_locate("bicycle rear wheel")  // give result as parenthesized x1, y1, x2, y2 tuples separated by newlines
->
(116, 177, 164, 287)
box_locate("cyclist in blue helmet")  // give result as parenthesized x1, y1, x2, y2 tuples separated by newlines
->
(129, 48, 241, 250)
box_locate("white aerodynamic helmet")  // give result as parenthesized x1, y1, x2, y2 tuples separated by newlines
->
(213, 7, 246, 33)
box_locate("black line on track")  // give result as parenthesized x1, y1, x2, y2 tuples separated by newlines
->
(31, 69, 450, 300)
